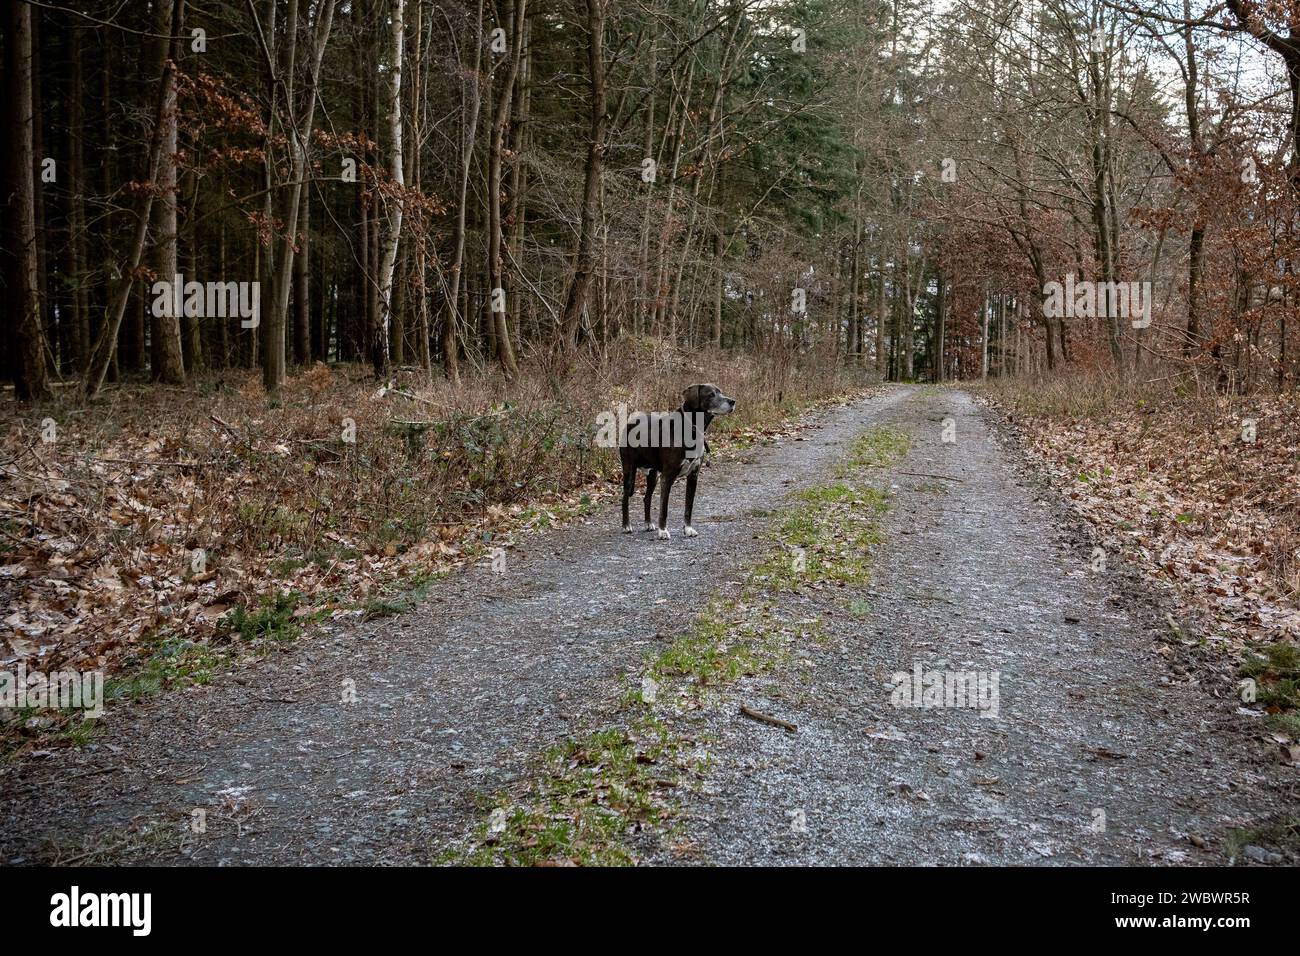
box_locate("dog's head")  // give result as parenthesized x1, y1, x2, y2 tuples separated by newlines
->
(681, 383, 736, 417)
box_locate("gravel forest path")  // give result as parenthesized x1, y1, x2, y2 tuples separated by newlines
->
(650, 387, 1293, 865)
(1, 385, 1291, 865)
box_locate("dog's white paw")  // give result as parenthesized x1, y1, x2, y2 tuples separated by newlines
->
(622, 524, 632, 534)
(656, 528, 671, 540)
(644, 521, 655, 532)
(683, 525, 698, 538)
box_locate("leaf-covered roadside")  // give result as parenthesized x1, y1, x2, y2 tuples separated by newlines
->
(980, 381, 1300, 719)
(0, 351, 864, 753)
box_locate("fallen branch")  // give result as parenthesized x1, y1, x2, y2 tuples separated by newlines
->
(89, 456, 205, 469)
(209, 415, 252, 450)
(740, 704, 797, 733)
(389, 387, 444, 409)
(1082, 746, 1127, 760)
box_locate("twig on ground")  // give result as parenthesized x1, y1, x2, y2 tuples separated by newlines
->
(389, 388, 444, 409)
(1082, 746, 1128, 760)
(89, 456, 205, 469)
(740, 704, 798, 733)
(209, 415, 252, 449)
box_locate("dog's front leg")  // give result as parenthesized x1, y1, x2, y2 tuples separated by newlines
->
(643, 469, 658, 531)
(656, 472, 676, 540)
(683, 473, 699, 537)
(621, 466, 635, 532)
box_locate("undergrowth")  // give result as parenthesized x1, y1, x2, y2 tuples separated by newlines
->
(1, 344, 873, 758)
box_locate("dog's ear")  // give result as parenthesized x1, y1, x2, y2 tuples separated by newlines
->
(681, 384, 704, 410)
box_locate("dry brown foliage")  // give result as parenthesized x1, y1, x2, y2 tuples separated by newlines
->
(0, 342, 861, 695)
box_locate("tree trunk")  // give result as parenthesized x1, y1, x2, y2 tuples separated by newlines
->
(149, 0, 185, 385)
(218, 213, 229, 367)
(99, 30, 132, 377)
(1186, 223, 1204, 352)
(30, 9, 52, 375)
(848, 218, 861, 364)
(253, 0, 276, 373)
(935, 273, 945, 382)
(875, 260, 886, 375)
(68, 18, 90, 374)
(651, 65, 694, 337)
(374, 0, 405, 377)
(181, 170, 202, 371)
(507, 13, 531, 352)
(294, 182, 311, 364)
(981, 292, 989, 382)
(485, 0, 526, 377)
(83, 0, 188, 397)
(1, 0, 50, 399)
(263, 0, 337, 391)
(712, 229, 724, 347)
(443, 0, 485, 384)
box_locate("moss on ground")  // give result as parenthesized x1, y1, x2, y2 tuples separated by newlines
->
(448, 425, 909, 866)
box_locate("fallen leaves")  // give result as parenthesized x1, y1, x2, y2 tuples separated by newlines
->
(989, 388, 1300, 666)
(0, 366, 613, 687)
(3, 361, 861, 726)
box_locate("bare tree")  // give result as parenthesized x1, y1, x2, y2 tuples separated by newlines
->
(560, 0, 608, 350)
(375, 0, 406, 375)
(1, 0, 50, 400)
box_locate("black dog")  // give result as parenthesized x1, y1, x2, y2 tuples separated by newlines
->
(619, 383, 736, 540)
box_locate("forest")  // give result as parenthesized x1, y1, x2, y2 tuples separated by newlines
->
(4, 0, 1298, 396)
(2, 0, 1299, 874)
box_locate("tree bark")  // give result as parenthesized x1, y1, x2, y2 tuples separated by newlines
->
(83, 0, 188, 397)
(443, 0, 485, 384)
(149, 0, 186, 385)
(486, 0, 526, 377)
(559, 0, 608, 351)
(67, 17, 90, 374)
(181, 169, 202, 371)
(374, 0, 405, 376)
(294, 182, 311, 364)
(935, 273, 945, 382)
(1, 0, 50, 400)
(262, 0, 337, 391)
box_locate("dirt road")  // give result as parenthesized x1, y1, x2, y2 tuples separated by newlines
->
(649, 388, 1293, 865)
(1, 386, 1292, 865)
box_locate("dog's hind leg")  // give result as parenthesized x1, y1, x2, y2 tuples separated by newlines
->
(621, 465, 636, 532)
(643, 469, 658, 531)
(656, 471, 676, 540)
(682, 473, 699, 537)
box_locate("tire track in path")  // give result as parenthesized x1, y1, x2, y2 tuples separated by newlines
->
(659, 388, 1292, 865)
